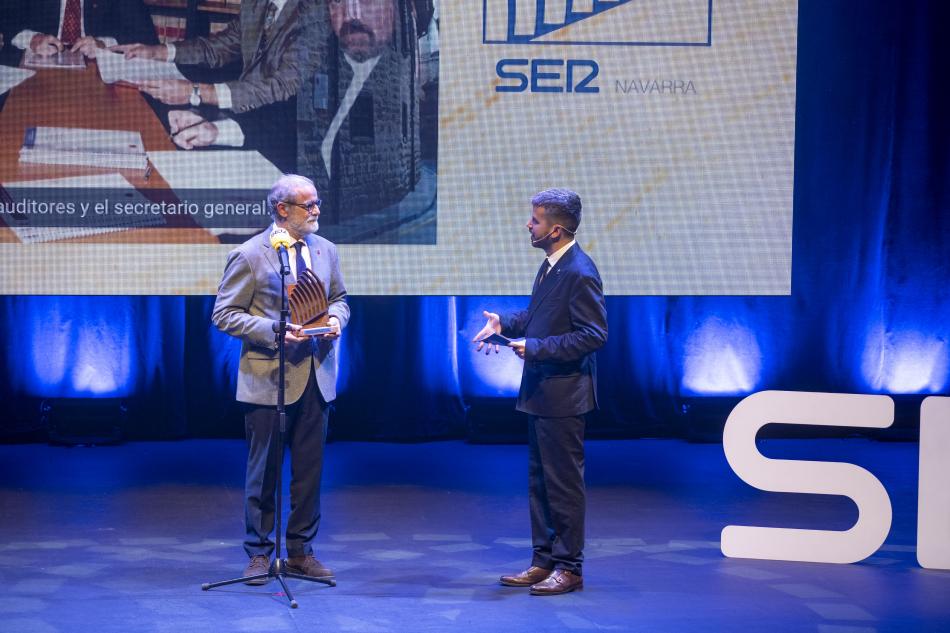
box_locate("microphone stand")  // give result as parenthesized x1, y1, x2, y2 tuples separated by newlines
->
(202, 245, 335, 608)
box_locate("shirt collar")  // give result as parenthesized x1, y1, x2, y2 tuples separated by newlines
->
(546, 239, 576, 269)
(343, 52, 381, 78)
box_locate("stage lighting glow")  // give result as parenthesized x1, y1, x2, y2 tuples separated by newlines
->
(419, 297, 461, 394)
(459, 298, 526, 398)
(29, 306, 68, 389)
(335, 329, 351, 394)
(862, 328, 949, 394)
(681, 318, 761, 396)
(466, 347, 523, 397)
(23, 298, 135, 397)
(70, 334, 128, 395)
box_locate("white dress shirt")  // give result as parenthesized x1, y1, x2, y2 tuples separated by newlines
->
(12, 0, 119, 49)
(320, 53, 381, 178)
(545, 239, 576, 270)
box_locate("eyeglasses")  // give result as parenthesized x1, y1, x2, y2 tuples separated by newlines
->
(282, 199, 322, 212)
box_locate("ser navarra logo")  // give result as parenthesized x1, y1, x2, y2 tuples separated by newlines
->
(485, 0, 713, 94)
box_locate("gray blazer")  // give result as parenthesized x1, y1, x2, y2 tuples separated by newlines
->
(174, 0, 317, 113)
(212, 228, 350, 405)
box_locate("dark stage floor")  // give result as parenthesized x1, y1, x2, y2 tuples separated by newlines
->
(0, 439, 947, 632)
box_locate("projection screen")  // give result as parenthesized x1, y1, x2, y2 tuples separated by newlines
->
(0, 0, 797, 295)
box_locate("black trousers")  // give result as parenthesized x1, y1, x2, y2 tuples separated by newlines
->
(243, 368, 328, 559)
(528, 414, 586, 575)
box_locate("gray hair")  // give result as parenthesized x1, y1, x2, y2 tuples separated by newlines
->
(268, 174, 316, 219)
(531, 188, 582, 232)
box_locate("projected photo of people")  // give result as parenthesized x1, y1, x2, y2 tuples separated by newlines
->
(0, 0, 322, 245)
(0, 0, 438, 246)
(120, 0, 322, 176)
(298, 0, 439, 245)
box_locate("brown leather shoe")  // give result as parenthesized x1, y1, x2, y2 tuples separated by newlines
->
(243, 555, 270, 585)
(285, 555, 334, 578)
(529, 569, 583, 595)
(499, 566, 552, 587)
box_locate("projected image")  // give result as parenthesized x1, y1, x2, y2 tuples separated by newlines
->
(0, 0, 797, 295)
(299, 0, 439, 245)
(0, 0, 438, 246)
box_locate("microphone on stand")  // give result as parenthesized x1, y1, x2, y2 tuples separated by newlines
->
(269, 227, 293, 277)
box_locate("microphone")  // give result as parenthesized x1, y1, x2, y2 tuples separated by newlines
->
(269, 227, 293, 276)
(531, 227, 557, 246)
(531, 224, 575, 246)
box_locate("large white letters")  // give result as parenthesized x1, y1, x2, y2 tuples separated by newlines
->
(918, 396, 950, 569)
(721, 391, 894, 564)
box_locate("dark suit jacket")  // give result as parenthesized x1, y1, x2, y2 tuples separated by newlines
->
(233, 97, 296, 173)
(0, 0, 16, 45)
(0, 1, 19, 65)
(174, 0, 317, 114)
(502, 244, 608, 418)
(305, 44, 420, 227)
(11, 0, 157, 45)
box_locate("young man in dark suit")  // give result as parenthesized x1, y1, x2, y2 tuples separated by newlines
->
(474, 188, 608, 595)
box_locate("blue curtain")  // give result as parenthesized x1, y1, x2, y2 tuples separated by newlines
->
(1, 1, 948, 441)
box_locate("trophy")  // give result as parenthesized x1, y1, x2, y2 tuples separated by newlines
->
(288, 269, 330, 333)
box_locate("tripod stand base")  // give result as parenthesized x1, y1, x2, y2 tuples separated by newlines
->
(202, 559, 336, 608)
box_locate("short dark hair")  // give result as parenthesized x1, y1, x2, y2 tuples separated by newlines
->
(531, 188, 582, 232)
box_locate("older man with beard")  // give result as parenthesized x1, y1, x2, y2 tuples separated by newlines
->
(212, 174, 349, 583)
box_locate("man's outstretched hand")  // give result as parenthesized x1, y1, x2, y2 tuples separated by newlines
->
(473, 310, 502, 354)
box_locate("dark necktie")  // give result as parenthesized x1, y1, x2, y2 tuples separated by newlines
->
(294, 242, 308, 279)
(61, 0, 82, 45)
(259, 1, 278, 53)
(533, 260, 551, 293)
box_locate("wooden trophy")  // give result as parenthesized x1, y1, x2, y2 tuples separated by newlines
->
(288, 269, 330, 331)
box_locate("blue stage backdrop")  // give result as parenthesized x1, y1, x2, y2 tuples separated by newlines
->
(1, 2, 948, 441)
